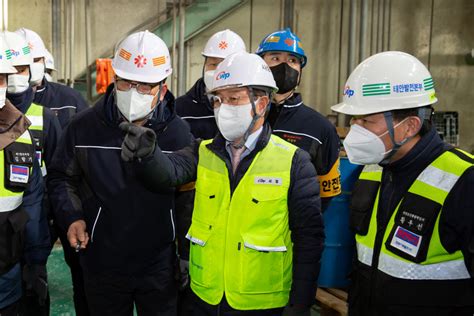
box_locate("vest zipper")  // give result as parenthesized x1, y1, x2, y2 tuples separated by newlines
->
(369, 169, 395, 307)
(91, 206, 102, 243)
(170, 208, 176, 241)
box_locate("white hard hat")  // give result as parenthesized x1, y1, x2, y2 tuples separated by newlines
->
(44, 50, 56, 71)
(331, 51, 438, 116)
(210, 52, 278, 93)
(112, 30, 172, 83)
(202, 29, 247, 59)
(15, 28, 47, 59)
(0, 35, 18, 74)
(3, 31, 33, 66)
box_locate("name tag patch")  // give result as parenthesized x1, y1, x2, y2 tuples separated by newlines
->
(254, 177, 282, 186)
(10, 165, 29, 183)
(390, 226, 422, 258)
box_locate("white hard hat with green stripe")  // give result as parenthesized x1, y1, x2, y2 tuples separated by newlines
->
(2, 31, 33, 66)
(331, 51, 437, 116)
(0, 36, 18, 74)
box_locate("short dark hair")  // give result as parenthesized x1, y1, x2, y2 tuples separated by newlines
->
(391, 106, 433, 136)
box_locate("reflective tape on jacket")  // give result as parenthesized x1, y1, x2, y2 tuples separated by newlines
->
(355, 150, 473, 281)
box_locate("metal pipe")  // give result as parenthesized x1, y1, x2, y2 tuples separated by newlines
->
(178, 0, 186, 96)
(1, 0, 8, 31)
(69, 0, 75, 88)
(427, 0, 435, 69)
(347, 0, 357, 76)
(283, 0, 294, 29)
(387, 0, 391, 50)
(336, 0, 344, 127)
(279, 0, 285, 29)
(359, 0, 368, 62)
(52, 0, 61, 80)
(85, 0, 92, 100)
(63, 0, 68, 83)
(171, 0, 177, 93)
(249, 0, 253, 52)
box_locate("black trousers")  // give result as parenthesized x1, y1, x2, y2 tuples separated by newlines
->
(83, 245, 177, 316)
(58, 227, 90, 316)
(191, 291, 284, 316)
(0, 300, 20, 316)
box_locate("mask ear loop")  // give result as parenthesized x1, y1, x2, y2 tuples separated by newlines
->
(380, 108, 426, 165)
(150, 82, 164, 122)
(232, 86, 262, 149)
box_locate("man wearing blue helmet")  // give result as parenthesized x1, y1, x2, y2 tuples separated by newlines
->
(257, 28, 341, 210)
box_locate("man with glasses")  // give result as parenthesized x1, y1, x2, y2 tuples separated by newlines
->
(120, 52, 324, 316)
(48, 31, 192, 316)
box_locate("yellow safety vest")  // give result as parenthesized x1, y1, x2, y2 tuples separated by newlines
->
(25, 103, 46, 176)
(0, 130, 34, 212)
(187, 135, 297, 310)
(356, 149, 472, 280)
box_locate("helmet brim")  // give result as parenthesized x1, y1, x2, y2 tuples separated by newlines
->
(331, 98, 439, 116)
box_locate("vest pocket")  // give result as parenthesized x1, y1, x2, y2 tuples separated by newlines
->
(186, 219, 215, 288)
(0, 208, 29, 274)
(239, 232, 287, 294)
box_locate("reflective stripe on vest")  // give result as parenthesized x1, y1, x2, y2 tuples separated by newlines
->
(0, 131, 32, 212)
(25, 103, 46, 176)
(356, 150, 473, 280)
(187, 135, 297, 310)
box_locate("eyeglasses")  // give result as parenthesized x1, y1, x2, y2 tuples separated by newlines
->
(211, 94, 260, 107)
(115, 78, 160, 95)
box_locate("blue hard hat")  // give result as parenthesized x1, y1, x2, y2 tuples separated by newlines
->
(255, 28, 307, 68)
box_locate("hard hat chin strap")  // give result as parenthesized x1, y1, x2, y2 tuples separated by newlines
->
(232, 87, 262, 149)
(380, 108, 426, 165)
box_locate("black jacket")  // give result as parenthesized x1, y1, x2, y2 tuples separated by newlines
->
(34, 78, 89, 129)
(136, 124, 325, 307)
(47, 84, 192, 276)
(268, 94, 340, 209)
(349, 126, 474, 316)
(175, 78, 217, 140)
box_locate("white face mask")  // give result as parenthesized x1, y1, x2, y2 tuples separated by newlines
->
(214, 103, 253, 141)
(30, 62, 45, 86)
(116, 88, 156, 122)
(44, 73, 54, 82)
(7, 74, 30, 94)
(343, 118, 410, 165)
(343, 124, 391, 165)
(0, 87, 7, 109)
(203, 70, 215, 91)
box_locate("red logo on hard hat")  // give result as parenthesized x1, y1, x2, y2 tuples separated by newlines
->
(284, 38, 295, 47)
(218, 41, 228, 50)
(134, 55, 147, 68)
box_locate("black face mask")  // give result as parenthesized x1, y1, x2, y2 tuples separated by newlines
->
(270, 62, 300, 94)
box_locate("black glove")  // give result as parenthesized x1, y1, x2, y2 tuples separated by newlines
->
(23, 264, 48, 306)
(119, 122, 157, 162)
(282, 305, 311, 316)
(179, 259, 190, 291)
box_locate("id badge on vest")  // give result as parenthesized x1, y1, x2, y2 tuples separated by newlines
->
(385, 192, 442, 263)
(4, 142, 34, 190)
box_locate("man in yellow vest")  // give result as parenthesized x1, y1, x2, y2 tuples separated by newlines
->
(331, 51, 474, 315)
(0, 36, 49, 316)
(120, 52, 324, 316)
(3, 31, 61, 315)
